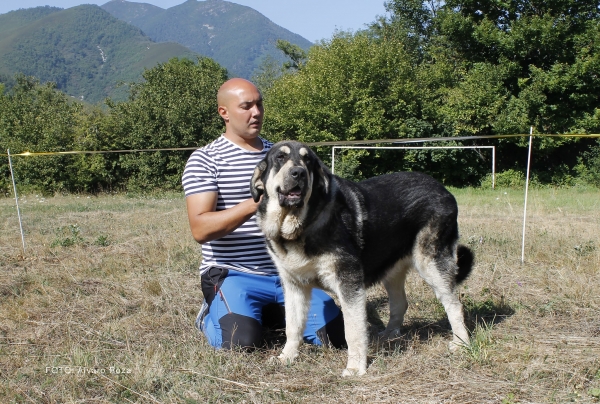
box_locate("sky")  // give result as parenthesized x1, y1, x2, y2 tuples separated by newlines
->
(0, 0, 390, 42)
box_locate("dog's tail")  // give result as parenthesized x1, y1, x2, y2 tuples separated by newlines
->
(455, 245, 474, 285)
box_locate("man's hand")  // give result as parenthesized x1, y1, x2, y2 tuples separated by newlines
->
(186, 192, 261, 244)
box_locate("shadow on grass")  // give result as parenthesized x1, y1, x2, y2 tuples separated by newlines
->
(365, 294, 515, 355)
(236, 294, 516, 356)
(462, 294, 515, 328)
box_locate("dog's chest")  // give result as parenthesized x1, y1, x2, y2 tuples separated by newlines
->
(268, 241, 337, 286)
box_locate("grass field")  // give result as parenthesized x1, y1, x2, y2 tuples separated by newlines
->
(1, 188, 599, 403)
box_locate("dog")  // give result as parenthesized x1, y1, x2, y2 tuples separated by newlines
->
(250, 141, 474, 376)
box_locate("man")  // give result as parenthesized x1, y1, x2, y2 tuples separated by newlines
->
(182, 78, 345, 349)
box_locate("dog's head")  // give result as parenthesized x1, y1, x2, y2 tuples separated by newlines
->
(250, 141, 330, 209)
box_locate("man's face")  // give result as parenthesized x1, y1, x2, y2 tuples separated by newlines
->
(220, 85, 264, 140)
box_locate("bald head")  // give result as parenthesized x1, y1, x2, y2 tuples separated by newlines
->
(217, 78, 261, 107)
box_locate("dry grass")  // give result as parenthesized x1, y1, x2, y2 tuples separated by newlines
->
(1, 188, 599, 403)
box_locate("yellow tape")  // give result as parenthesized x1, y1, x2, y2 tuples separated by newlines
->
(2, 133, 600, 156)
(3, 146, 200, 157)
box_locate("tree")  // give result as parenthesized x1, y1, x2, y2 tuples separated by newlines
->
(430, 0, 600, 179)
(0, 75, 128, 193)
(263, 0, 600, 185)
(251, 54, 283, 93)
(264, 32, 440, 180)
(265, 33, 418, 142)
(0, 75, 91, 194)
(106, 57, 228, 191)
(275, 39, 308, 71)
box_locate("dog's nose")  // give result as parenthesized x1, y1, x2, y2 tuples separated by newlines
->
(290, 167, 306, 179)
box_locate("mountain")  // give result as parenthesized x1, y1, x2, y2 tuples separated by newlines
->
(0, 5, 198, 103)
(99, 0, 165, 27)
(101, 0, 314, 78)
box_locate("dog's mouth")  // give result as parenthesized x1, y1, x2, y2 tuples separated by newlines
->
(277, 186, 303, 207)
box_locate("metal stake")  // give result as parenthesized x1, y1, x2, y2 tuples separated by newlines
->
(7, 149, 26, 255)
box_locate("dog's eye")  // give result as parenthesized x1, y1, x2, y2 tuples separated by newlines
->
(276, 153, 286, 161)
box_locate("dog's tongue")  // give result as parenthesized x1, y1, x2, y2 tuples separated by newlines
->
(288, 188, 301, 197)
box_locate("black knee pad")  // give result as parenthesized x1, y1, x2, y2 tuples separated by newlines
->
(219, 313, 263, 350)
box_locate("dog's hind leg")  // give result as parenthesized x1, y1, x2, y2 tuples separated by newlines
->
(413, 248, 469, 351)
(380, 258, 411, 339)
(279, 279, 311, 364)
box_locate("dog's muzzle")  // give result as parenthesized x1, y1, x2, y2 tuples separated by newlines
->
(277, 166, 307, 208)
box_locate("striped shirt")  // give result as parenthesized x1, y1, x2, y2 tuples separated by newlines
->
(182, 134, 277, 275)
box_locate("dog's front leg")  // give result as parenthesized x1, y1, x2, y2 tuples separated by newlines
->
(279, 278, 311, 364)
(338, 285, 368, 376)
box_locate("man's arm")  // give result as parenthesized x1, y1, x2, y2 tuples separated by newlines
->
(186, 192, 261, 244)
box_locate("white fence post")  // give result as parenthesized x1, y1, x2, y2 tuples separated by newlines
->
(7, 149, 26, 255)
(521, 127, 534, 263)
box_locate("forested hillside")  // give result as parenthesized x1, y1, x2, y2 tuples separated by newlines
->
(0, 5, 198, 103)
(1, 0, 599, 195)
(0, 58, 227, 194)
(101, 0, 313, 78)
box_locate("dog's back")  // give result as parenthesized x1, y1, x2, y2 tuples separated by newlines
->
(334, 171, 470, 286)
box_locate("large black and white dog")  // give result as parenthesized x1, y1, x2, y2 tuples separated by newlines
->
(250, 141, 474, 376)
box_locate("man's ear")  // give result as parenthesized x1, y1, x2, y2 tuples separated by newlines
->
(250, 159, 267, 202)
(218, 105, 229, 122)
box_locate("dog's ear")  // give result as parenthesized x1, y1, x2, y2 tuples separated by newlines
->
(317, 159, 331, 195)
(250, 159, 267, 202)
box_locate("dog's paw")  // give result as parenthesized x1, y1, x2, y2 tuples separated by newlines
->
(341, 367, 366, 377)
(267, 355, 282, 365)
(268, 353, 297, 367)
(277, 352, 298, 365)
(448, 340, 468, 353)
(378, 328, 402, 341)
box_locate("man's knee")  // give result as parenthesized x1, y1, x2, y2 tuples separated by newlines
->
(219, 313, 263, 349)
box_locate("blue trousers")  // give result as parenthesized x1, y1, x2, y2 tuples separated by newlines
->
(197, 267, 346, 349)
